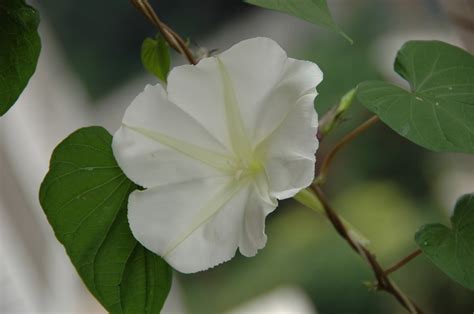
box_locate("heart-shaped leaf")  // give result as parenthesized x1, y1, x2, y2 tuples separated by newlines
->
(245, 0, 352, 43)
(40, 126, 172, 313)
(415, 193, 474, 290)
(141, 35, 171, 83)
(0, 0, 41, 116)
(358, 41, 474, 154)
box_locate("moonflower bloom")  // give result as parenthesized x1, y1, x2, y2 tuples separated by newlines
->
(112, 37, 322, 273)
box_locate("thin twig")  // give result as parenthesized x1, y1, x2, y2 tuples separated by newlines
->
(310, 185, 423, 314)
(384, 249, 422, 276)
(130, 0, 197, 65)
(317, 115, 379, 183)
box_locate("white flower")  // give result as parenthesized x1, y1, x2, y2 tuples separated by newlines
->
(112, 37, 322, 273)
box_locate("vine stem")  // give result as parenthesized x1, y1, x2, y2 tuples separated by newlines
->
(130, 0, 197, 65)
(310, 185, 423, 314)
(317, 115, 379, 183)
(384, 249, 422, 276)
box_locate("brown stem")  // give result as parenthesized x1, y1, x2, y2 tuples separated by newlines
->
(384, 249, 422, 276)
(130, 0, 197, 65)
(310, 185, 423, 314)
(317, 115, 379, 183)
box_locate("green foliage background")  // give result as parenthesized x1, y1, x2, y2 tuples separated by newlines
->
(33, 0, 474, 312)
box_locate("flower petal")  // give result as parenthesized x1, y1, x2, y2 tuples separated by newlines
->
(167, 38, 295, 149)
(239, 177, 277, 257)
(167, 38, 322, 150)
(216, 37, 288, 143)
(251, 58, 323, 145)
(258, 93, 319, 199)
(128, 176, 242, 273)
(112, 84, 232, 188)
(217, 38, 322, 145)
(166, 57, 231, 148)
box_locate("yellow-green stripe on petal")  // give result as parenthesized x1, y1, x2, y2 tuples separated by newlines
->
(124, 123, 234, 173)
(216, 57, 253, 160)
(162, 179, 245, 257)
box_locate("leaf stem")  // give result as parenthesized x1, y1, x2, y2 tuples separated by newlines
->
(310, 184, 423, 314)
(130, 0, 197, 65)
(384, 249, 422, 276)
(317, 115, 379, 183)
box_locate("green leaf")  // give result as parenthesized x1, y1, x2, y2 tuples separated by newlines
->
(358, 41, 474, 154)
(0, 0, 41, 116)
(141, 35, 171, 83)
(39, 126, 172, 313)
(245, 0, 352, 43)
(416, 193, 474, 290)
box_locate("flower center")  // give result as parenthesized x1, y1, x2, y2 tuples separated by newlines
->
(231, 154, 264, 181)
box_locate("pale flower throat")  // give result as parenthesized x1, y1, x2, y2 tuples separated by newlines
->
(123, 57, 266, 184)
(134, 57, 267, 257)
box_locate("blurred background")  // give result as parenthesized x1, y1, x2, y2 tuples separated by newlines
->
(1, 0, 473, 313)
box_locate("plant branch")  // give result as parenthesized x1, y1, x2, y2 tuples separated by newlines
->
(310, 185, 423, 314)
(384, 249, 422, 276)
(130, 0, 197, 65)
(317, 115, 379, 183)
